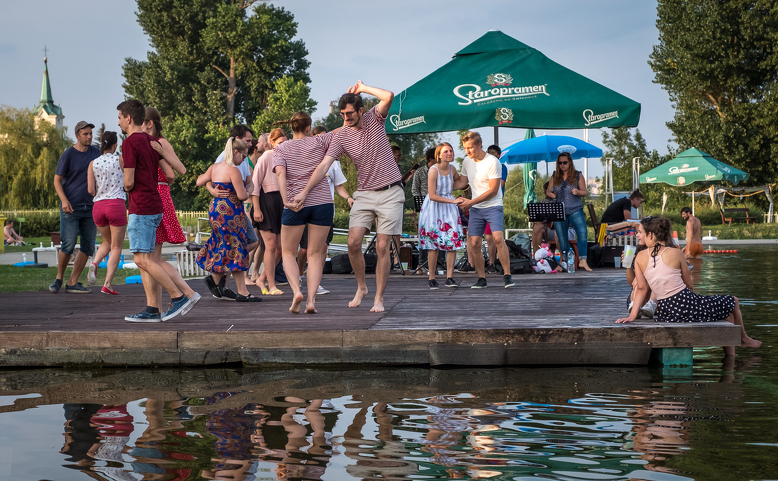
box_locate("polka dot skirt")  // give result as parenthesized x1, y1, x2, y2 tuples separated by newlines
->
(656, 288, 736, 323)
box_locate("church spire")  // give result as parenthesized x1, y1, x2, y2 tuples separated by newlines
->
(33, 50, 63, 128)
(40, 55, 54, 105)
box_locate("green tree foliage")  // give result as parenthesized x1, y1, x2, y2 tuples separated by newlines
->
(252, 76, 317, 135)
(649, 0, 778, 185)
(0, 107, 72, 208)
(122, 0, 312, 210)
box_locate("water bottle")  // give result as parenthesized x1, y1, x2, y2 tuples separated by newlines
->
(567, 248, 575, 273)
(22, 253, 27, 263)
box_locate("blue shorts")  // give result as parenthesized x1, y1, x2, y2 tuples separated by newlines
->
(281, 203, 334, 227)
(60, 205, 97, 256)
(128, 213, 163, 253)
(468, 206, 504, 237)
(244, 212, 258, 244)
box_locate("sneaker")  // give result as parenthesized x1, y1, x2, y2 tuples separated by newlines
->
(316, 285, 330, 295)
(65, 282, 91, 294)
(101, 286, 119, 295)
(179, 292, 201, 317)
(161, 293, 201, 321)
(428, 279, 440, 290)
(640, 299, 657, 318)
(628, 302, 643, 319)
(87, 263, 97, 285)
(504, 275, 515, 288)
(485, 264, 498, 274)
(456, 264, 475, 273)
(221, 287, 238, 301)
(125, 310, 161, 322)
(445, 278, 457, 288)
(49, 278, 63, 293)
(471, 277, 488, 289)
(204, 275, 222, 298)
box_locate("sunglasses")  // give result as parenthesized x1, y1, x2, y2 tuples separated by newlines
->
(558, 161, 569, 165)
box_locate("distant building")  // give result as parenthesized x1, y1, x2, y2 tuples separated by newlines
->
(32, 56, 64, 129)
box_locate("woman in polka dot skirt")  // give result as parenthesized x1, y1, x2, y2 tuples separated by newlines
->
(617, 216, 761, 356)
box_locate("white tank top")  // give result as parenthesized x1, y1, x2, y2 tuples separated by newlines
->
(92, 153, 126, 202)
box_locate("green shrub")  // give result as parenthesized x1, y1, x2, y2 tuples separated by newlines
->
(5, 212, 60, 237)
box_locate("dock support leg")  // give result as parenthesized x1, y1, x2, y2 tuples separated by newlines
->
(650, 347, 693, 367)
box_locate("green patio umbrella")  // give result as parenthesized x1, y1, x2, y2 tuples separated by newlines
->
(522, 129, 537, 208)
(385, 30, 641, 135)
(641, 148, 748, 187)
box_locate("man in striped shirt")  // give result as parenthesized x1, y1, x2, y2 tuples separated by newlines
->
(293, 81, 401, 313)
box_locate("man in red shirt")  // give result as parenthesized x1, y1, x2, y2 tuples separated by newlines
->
(118, 99, 200, 322)
(294, 81, 401, 313)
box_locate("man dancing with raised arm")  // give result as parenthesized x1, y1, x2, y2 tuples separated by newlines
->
(293, 81, 401, 312)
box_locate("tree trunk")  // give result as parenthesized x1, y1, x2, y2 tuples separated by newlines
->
(226, 57, 237, 120)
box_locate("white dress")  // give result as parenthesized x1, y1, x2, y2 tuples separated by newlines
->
(418, 165, 464, 251)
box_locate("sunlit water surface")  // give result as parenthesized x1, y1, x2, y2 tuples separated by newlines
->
(1, 245, 776, 480)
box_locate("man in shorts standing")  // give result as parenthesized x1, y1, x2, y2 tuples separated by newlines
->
(118, 99, 200, 322)
(456, 132, 514, 289)
(294, 81, 402, 312)
(681, 207, 703, 258)
(50, 121, 100, 294)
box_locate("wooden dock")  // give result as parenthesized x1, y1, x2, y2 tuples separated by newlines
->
(0, 271, 739, 367)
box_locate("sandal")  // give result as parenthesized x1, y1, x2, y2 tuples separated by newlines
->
(236, 293, 262, 302)
(204, 275, 222, 298)
(267, 288, 284, 296)
(261, 287, 270, 295)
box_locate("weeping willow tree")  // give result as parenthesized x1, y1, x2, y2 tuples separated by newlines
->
(0, 106, 72, 208)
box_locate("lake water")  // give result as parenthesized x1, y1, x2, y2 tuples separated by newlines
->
(1, 245, 776, 480)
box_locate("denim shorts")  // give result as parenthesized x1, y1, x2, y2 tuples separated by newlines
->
(281, 203, 335, 227)
(244, 212, 258, 244)
(60, 205, 97, 256)
(127, 213, 163, 253)
(468, 206, 504, 237)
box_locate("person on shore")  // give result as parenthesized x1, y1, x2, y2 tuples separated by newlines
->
(297, 125, 353, 296)
(50, 120, 100, 294)
(617, 216, 761, 355)
(681, 207, 703, 258)
(418, 142, 464, 289)
(250, 128, 287, 295)
(455, 132, 514, 289)
(293, 81, 403, 313)
(601, 189, 644, 225)
(86, 131, 126, 295)
(272, 112, 338, 314)
(546, 152, 592, 272)
(196, 137, 261, 302)
(142, 107, 200, 310)
(118, 99, 201, 321)
(4, 220, 24, 246)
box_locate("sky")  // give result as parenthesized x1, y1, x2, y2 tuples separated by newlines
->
(0, 0, 675, 180)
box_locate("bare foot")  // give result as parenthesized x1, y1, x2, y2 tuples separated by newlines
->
(349, 287, 368, 308)
(289, 292, 304, 314)
(305, 304, 317, 314)
(370, 299, 385, 313)
(579, 259, 593, 272)
(741, 337, 762, 348)
(245, 277, 256, 286)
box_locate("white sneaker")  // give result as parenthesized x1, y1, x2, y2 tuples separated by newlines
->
(316, 285, 329, 295)
(640, 299, 657, 318)
(87, 263, 97, 286)
(628, 302, 642, 319)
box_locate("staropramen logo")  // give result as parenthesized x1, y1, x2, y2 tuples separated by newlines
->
(454, 72, 549, 106)
(389, 114, 426, 132)
(677, 176, 686, 186)
(669, 164, 699, 174)
(495, 107, 514, 125)
(583, 109, 619, 126)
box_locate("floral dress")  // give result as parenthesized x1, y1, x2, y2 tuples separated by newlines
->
(196, 182, 249, 273)
(418, 165, 464, 251)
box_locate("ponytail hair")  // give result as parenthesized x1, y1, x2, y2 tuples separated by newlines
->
(641, 216, 675, 248)
(144, 107, 163, 138)
(272, 111, 312, 134)
(100, 131, 118, 154)
(224, 137, 248, 167)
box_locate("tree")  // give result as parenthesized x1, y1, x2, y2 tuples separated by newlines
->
(251, 76, 317, 135)
(0, 106, 72, 208)
(122, 0, 312, 209)
(649, 0, 778, 185)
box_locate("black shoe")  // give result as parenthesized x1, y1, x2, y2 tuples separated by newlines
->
(221, 287, 238, 300)
(49, 278, 63, 293)
(428, 279, 440, 290)
(445, 278, 457, 288)
(504, 275, 515, 288)
(204, 275, 222, 298)
(471, 277, 487, 289)
(65, 282, 91, 294)
(456, 264, 474, 273)
(236, 293, 262, 302)
(485, 264, 497, 274)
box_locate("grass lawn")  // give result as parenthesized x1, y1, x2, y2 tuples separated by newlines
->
(0, 265, 141, 293)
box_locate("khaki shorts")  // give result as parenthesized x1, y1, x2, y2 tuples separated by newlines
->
(350, 185, 405, 235)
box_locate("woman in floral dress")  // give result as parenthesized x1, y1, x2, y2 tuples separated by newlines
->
(418, 142, 465, 289)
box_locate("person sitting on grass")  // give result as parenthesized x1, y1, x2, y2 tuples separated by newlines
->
(617, 216, 761, 356)
(4, 220, 24, 246)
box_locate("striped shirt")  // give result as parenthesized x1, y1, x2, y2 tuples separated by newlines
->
(325, 106, 401, 191)
(272, 132, 336, 207)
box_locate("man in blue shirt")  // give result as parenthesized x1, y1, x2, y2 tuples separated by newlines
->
(50, 121, 100, 293)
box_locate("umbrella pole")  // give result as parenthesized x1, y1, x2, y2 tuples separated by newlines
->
(494, 126, 499, 146)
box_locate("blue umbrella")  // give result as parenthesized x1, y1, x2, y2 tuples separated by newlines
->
(500, 135, 603, 164)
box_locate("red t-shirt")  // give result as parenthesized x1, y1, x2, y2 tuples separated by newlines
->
(122, 132, 163, 215)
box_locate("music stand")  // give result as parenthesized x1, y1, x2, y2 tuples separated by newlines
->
(527, 202, 565, 223)
(413, 195, 424, 213)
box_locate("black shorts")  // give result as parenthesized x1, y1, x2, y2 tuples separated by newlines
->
(255, 188, 283, 234)
(300, 223, 334, 250)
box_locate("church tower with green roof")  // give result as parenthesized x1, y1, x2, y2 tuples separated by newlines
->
(32, 55, 64, 129)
